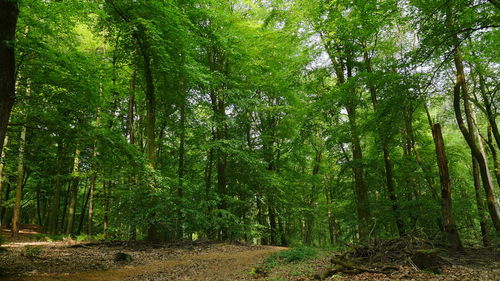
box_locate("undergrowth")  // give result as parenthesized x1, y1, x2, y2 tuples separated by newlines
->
(264, 246, 318, 269)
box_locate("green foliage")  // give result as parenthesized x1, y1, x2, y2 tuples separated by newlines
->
(0, 0, 497, 249)
(264, 247, 318, 269)
(22, 246, 43, 258)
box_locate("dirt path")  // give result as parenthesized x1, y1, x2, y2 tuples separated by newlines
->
(2, 244, 285, 281)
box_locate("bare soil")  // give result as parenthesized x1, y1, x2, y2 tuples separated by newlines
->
(0, 227, 285, 281)
(1, 227, 498, 280)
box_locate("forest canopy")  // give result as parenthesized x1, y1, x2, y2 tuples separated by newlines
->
(0, 0, 499, 250)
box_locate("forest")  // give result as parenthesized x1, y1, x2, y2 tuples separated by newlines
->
(0, 0, 499, 280)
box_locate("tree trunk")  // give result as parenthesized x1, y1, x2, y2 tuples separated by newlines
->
(143, 51, 156, 166)
(0, 135, 8, 227)
(66, 146, 80, 235)
(328, 48, 371, 241)
(0, 0, 18, 158)
(484, 127, 500, 188)
(452, 48, 500, 233)
(60, 182, 71, 232)
(472, 154, 491, 246)
(87, 142, 97, 237)
(48, 141, 64, 234)
(476, 65, 500, 151)
(11, 115, 27, 236)
(431, 123, 464, 251)
(103, 181, 110, 234)
(77, 183, 90, 235)
(177, 70, 186, 240)
(363, 47, 404, 237)
(1, 182, 10, 226)
(127, 69, 136, 145)
(304, 148, 321, 246)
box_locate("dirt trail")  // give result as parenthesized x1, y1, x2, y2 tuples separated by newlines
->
(3, 245, 285, 281)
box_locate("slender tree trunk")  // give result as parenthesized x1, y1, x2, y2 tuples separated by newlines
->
(324, 177, 336, 244)
(0, 135, 8, 227)
(304, 148, 321, 246)
(127, 69, 137, 240)
(0, 0, 18, 157)
(278, 215, 287, 246)
(363, 47, 404, 236)
(452, 48, 500, 233)
(446, 4, 500, 234)
(1, 182, 10, 226)
(143, 51, 156, 166)
(472, 153, 491, 246)
(103, 181, 110, 234)
(476, 65, 500, 151)
(77, 183, 90, 235)
(431, 123, 464, 251)
(484, 127, 500, 188)
(11, 115, 27, 236)
(48, 141, 64, 234)
(328, 48, 371, 241)
(88, 142, 97, 237)
(66, 146, 80, 234)
(177, 70, 186, 240)
(60, 182, 71, 232)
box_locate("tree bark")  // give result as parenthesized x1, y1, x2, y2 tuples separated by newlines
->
(304, 148, 321, 246)
(0, 135, 8, 227)
(431, 123, 464, 251)
(66, 146, 80, 235)
(48, 141, 64, 234)
(0, 0, 18, 158)
(345, 57, 371, 241)
(363, 47, 404, 237)
(452, 48, 500, 233)
(446, 3, 500, 234)
(87, 142, 97, 237)
(177, 70, 186, 240)
(103, 181, 110, 234)
(11, 113, 27, 236)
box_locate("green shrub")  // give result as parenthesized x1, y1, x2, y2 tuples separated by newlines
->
(264, 247, 318, 269)
(76, 234, 91, 242)
(22, 245, 43, 258)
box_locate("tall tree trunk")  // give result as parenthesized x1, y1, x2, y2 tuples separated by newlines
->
(0, 0, 18, 157)
(87, 142, 97, 237)
(304, 148, 321, 246)
(327, 46, 371, 241)
(11, 113, 27, 236)
(77, 182, 90, 235)
(128, 69, 136, 145)
(431, 123, 464, 251)
(278, 215, 287, 246)
(0, 135, 8, 227)
(447, 5, 500, 234)
(48, 141, 64, 234)
(66, 146, 80, 234)
(452, 48, 500, 233)
(177, 70, 186, 240)
(1, 182, 10, 226)
(103, 181, 110, 234)
(484, 126, 500, 188)
(345, 58, 371, 241)
(472, 153, 491, 246)
(476, 64, 500, 151)
(60, 182, 71, 232)
(127, 69, 137, 240)
(143, 51, 156, 166)
(363, 47, 404, 236)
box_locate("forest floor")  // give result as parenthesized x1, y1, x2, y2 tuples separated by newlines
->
(1, 226, 499, 280)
